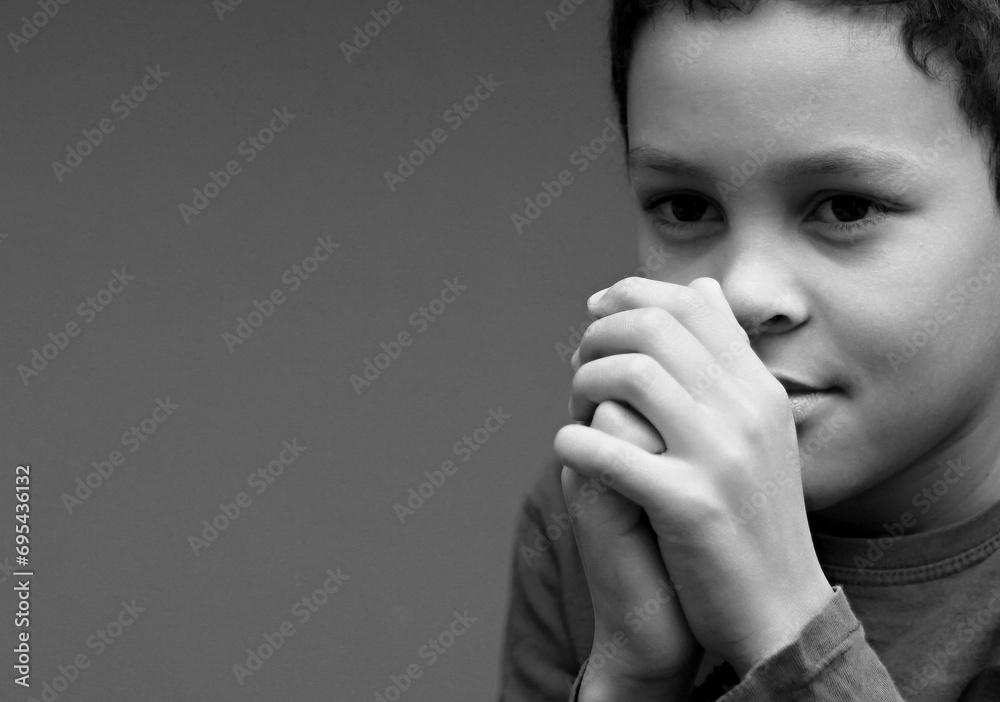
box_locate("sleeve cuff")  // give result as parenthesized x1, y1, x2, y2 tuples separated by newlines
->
(569, 586, 902, 701)
(709, 585, 902, 701)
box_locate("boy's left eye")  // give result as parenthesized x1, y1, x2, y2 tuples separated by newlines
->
(811, 195, 887, 224)
(805, 194, 893, 238)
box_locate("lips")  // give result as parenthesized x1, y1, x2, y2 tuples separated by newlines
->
(768, 372, 841, 424)
(787, 389, 827, 410)
(772, 375, 832, 394)
(786, 389, 836, 424)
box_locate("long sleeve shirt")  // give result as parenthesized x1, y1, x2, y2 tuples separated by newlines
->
(497, 458, 1000, 701)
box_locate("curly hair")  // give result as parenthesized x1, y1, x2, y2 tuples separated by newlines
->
(609, 0, 1000, 206)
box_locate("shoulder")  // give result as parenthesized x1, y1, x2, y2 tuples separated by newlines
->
(519, 456, 568, 521)
(507, 456, 581, 576)
(506, 456, 595, 662)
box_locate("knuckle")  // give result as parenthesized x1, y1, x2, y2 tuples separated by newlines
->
(676, 285, 704, 311)
(713, 441, 747, 474)
(591, 400, 627, 432)
(607, 444, 642, 478)
(610, 277, 641, 308)
(633, 306, 673, 334)
(569, 367, 591, 399)
(553, 424, 574, 452)
(736, 394, 768, 434)
(671, 482, 727, 525)
(639, 308, 677, 355)
(622, 354, 659, 392)
(553, 432, 568, 462)
(580, 318, 600, 347)
(732, 393, 779, 450)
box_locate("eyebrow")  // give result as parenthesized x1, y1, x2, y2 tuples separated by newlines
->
(627, 144, 915, 183)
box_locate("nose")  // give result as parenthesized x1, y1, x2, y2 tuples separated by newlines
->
(713, 232, 808, 343)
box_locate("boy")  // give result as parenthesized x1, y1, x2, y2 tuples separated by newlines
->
(498, 0, 1000, 699)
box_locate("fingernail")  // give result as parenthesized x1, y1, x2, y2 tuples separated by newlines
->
(587, 288, 609, 308)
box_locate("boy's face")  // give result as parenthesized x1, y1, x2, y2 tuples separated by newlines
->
(627, 0, 1000, 527)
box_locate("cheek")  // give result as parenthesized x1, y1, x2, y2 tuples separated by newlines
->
(635, 227, 659, 273)
(833, 254, 999, 390)
(826, 295, 934, 388)
(869, 262, 1000, 385)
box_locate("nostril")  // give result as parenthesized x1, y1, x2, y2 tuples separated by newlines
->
(746, 315, 789, 340)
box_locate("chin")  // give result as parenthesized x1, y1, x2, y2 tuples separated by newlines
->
(799, 464, 869, 514)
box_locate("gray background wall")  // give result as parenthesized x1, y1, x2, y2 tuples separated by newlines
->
(0, 0, 640, 700)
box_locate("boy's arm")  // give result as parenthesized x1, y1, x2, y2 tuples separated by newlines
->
(706, 585, 905, 701)
(497, 497, 584, 702)
(566, 585, 906, 701)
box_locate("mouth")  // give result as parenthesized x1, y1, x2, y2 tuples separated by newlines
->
(787, 390, 834, 422)
(771, 375, 840, 424)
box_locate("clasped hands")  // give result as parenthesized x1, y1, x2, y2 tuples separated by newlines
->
(553, 276, 833, 699)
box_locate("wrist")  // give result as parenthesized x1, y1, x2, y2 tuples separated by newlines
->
(728, 577, 835, 677)
(579, 665, 693, 702)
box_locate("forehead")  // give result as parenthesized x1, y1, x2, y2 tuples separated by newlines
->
(626, 0, 968, 177)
